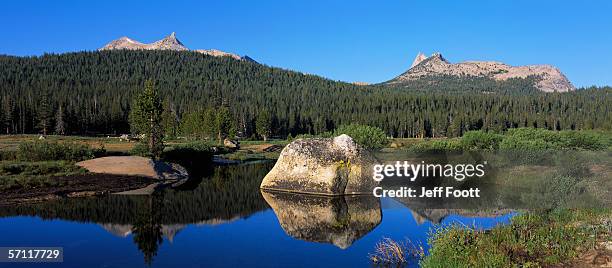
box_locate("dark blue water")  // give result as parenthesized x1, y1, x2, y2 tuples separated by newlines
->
(0, 163, 514, 268)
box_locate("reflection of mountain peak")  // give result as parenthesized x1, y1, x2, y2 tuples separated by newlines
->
(99, 223, 187, 242)
(100, 223, 132, 237)
(261, 191, 381, 249)
(405, 207, 514, 225)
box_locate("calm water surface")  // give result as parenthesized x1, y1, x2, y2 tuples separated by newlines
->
(0, 162, 514, 268)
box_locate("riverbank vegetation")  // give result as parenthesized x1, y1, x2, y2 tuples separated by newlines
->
(397, 128, 610, 152)
(368, 209, 611, 267)
(0, 139, 106, 191)
(420, 209, 612, 267)
(0, 161, 86, 191)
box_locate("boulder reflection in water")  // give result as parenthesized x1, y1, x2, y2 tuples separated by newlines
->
(261, 191, 382, 249)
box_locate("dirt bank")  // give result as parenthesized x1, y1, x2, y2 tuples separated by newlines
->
(0, 173, 154, 206)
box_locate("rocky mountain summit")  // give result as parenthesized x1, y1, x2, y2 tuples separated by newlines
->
(100, 32, 255, 62)
(388, 52, 575, 92)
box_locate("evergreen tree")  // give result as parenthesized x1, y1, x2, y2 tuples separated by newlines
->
(203, 108, 217, 139)
(215, 106, 233, 142)
(2, 96, 14, 134)
(161, 98, 179, 138)
(129, 80, 164, 158)
(256, 110, 272, 141)
(55, 105, 66, 135)
(180, 110, 205, 140)
(37, 90, 53, 135)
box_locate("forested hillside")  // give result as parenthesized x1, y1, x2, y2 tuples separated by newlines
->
(0, 50, 610, 138)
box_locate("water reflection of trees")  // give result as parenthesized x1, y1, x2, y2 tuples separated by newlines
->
(132, 192, 164, 265)
(0, 162, 274, 265)
(160, 162, 273, 223)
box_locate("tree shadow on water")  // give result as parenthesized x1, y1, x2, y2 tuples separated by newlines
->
(131, 192, 164, 266)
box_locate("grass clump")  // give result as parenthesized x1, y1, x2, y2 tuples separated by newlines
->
(0, 161, 86, 191)
(369, 237, 424, 266)
(420, 209, 611, 267)
(16, 140, 105, 161)
(129, 143, 152, 157)
(222, 150, 279, 162)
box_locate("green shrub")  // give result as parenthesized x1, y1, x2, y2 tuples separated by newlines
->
(460, 130, 503, 150)
(557, 131, 607, 150)
(333, 124, 388, 150)
(499, 136, 556, 150)
(15, 141, 104, 161)
(506, 128, 558, 142)
(129, 143, 152, 157)
(162, 141, 214, 178)
(501, 128, 608, 151)
(408, 139, 462, 152)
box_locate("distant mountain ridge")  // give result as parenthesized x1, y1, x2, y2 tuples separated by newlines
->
(387, 52, 575, 92)
(100, 32, 256, 62)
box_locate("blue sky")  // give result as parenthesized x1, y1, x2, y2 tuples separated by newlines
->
(1, 0, 610, 87)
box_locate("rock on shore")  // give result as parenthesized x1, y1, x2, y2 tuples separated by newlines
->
(260, 134, 379, 195)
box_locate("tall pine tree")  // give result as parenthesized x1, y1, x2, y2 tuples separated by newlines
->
(129, 80, 164, 158)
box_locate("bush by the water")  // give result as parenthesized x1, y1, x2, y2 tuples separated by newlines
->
(332, 124, 388, 150)
(460, 130, 503, 150)
(15, 141, 105, 161)
(291, 124, 388, 150)
(406, 128, 609, 152)
(162, 142, 214, 161)
(409, 139, 462, 152)
(500, 128, 608, 151)
(161, 142, 215, 178)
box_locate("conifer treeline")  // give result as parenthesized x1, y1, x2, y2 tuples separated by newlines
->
(0, 50, 609, 138)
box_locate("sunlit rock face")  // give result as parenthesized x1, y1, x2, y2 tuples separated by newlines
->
(100, 32, 257, 62)
(260, 134, 380, 195)
(388, 52, 575, 92)
(261, 191, 381, 249)
(100, 32, 188, 51)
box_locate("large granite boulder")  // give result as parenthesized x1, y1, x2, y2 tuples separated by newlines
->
(261, 191, 381, 249)
(260, 134, 379, 195)
(76, 156, 188, 180)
